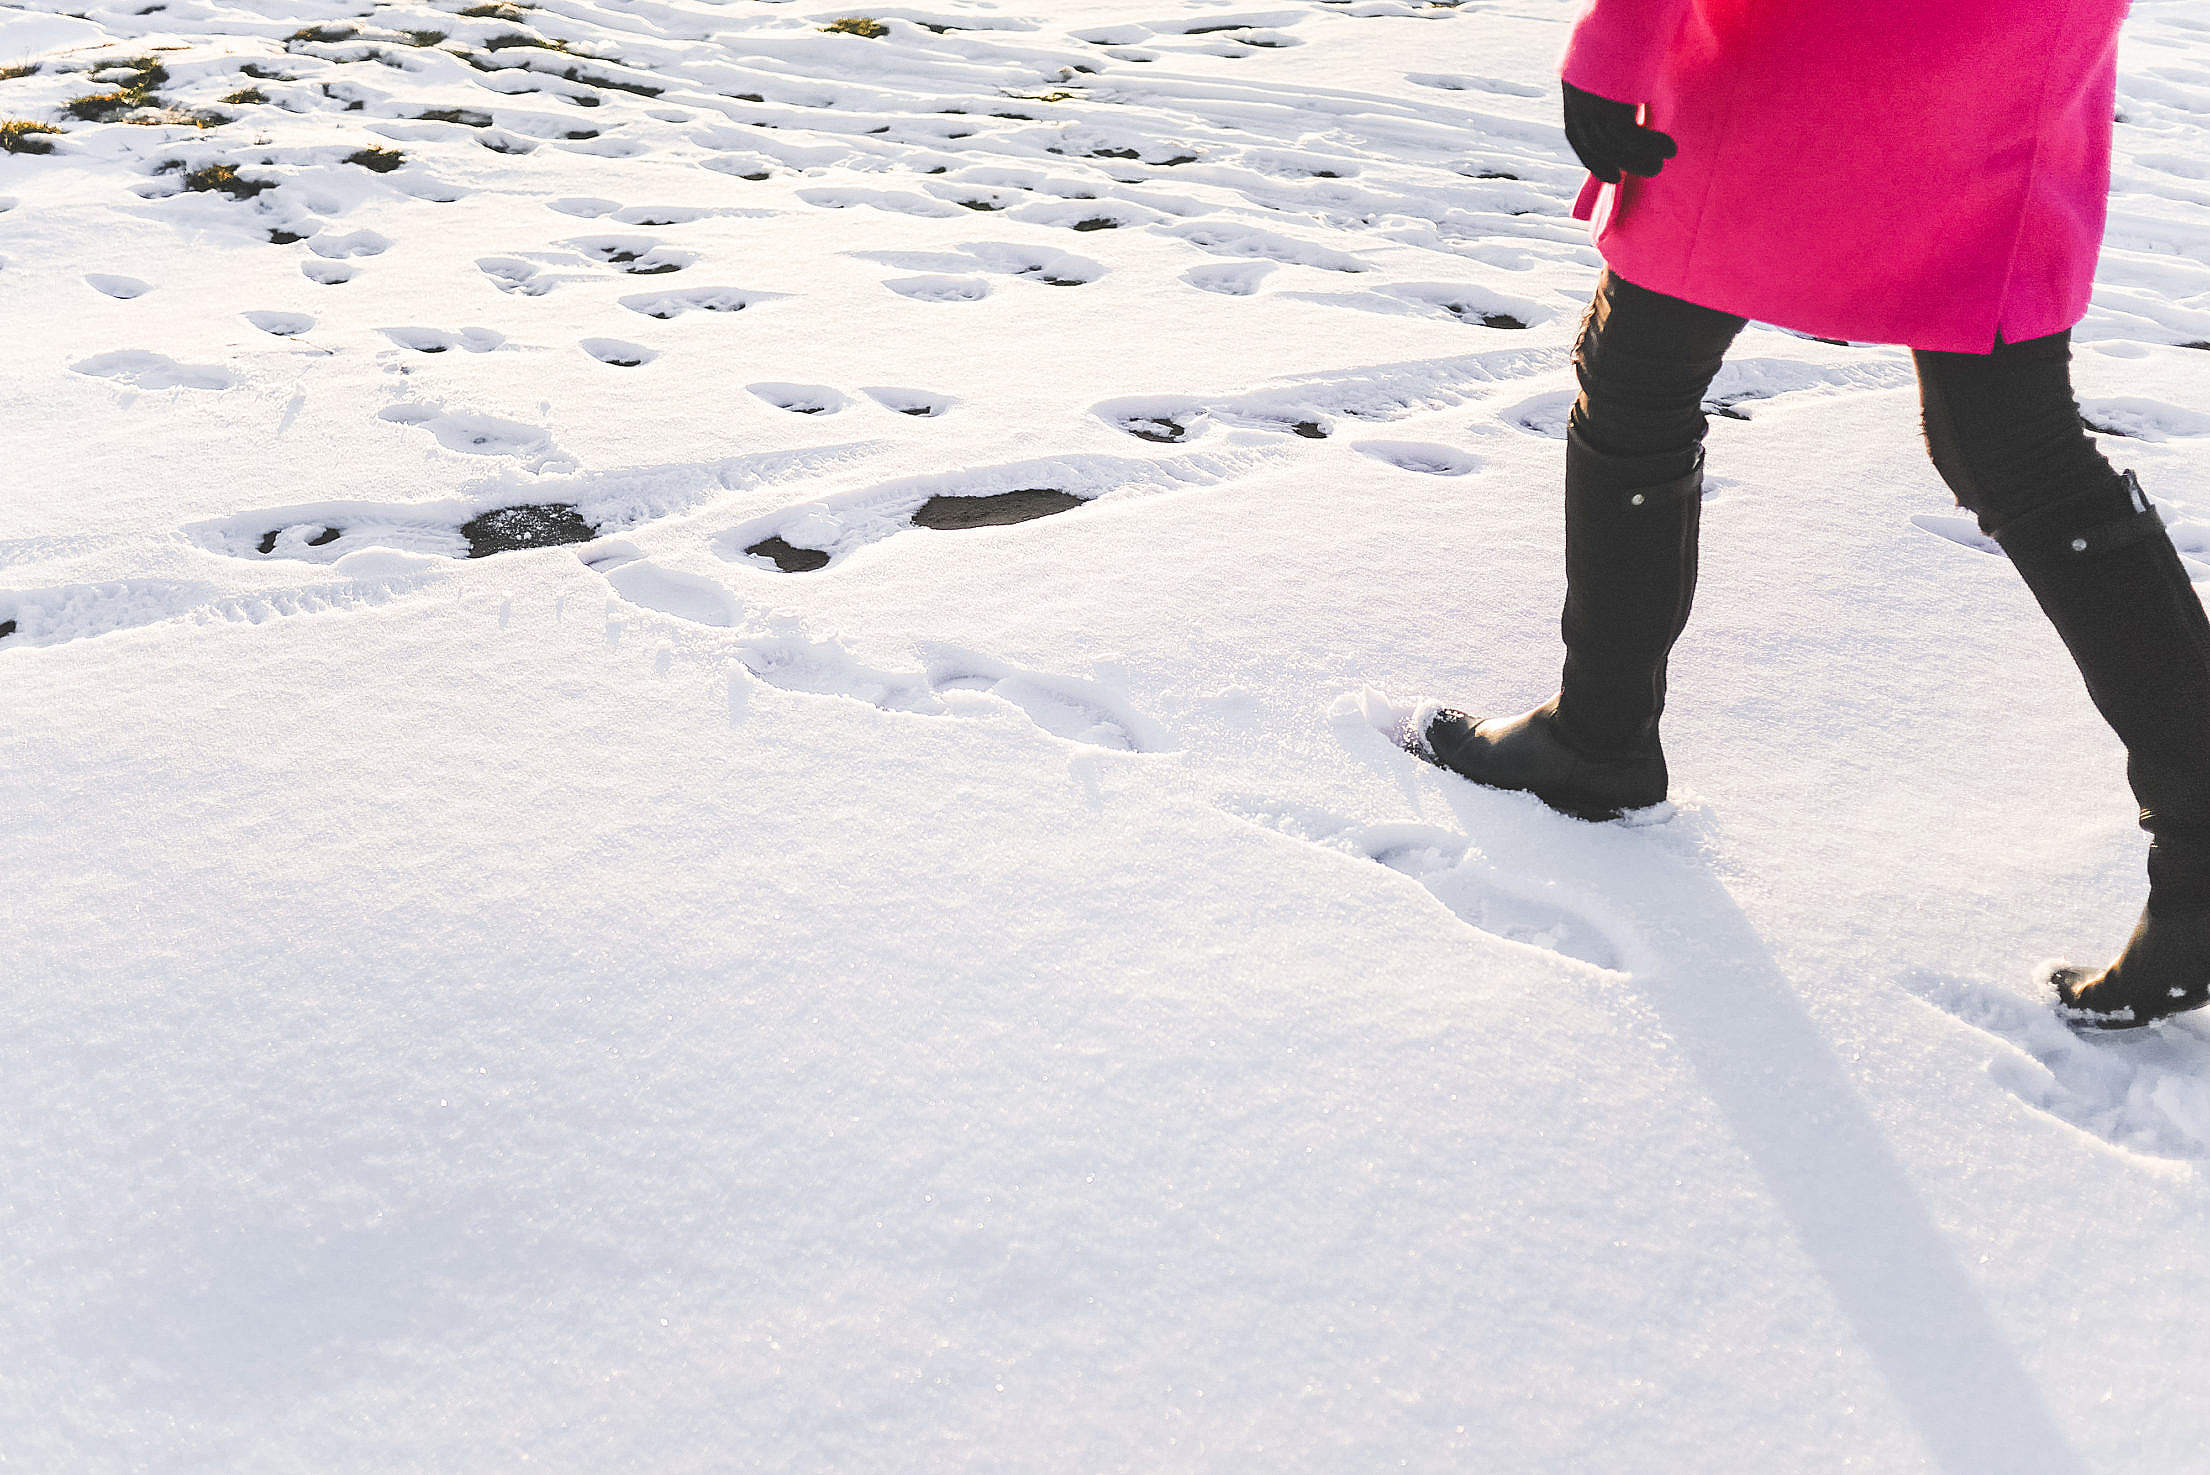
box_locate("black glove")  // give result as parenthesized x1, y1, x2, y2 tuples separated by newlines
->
(1563, 80, 1677, 183)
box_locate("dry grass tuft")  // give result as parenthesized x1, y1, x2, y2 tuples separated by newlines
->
(0, 119, 62, 153)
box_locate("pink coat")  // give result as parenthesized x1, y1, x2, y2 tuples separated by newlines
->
(1561, 0, 2132, 353)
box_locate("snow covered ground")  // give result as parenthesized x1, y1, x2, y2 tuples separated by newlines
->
(7, 1, 2210, 1468)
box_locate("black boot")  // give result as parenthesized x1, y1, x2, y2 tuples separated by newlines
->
(1417, 426, 1702, 821)
(2052, 904, 2210, 1030)
(1994, 471, 2210, 1029)
(1421, 697, 1667, 822)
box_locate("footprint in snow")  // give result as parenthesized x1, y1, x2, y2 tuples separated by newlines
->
(301, 260, 356, 286)
(1355, 441, 1482, 477)
(85, 273, 151, 300)
(598, 558, 1170, 752)
(550, 199, 717, 226)
(859, 244, 1106, 290)
(582, 338, 657, 367)
(244, 310, 315, 337)
(72, 351, 233, 392)
(380, 326, 506, 354)
(376, 404, 570, 470)
(886, 275, 992, 303)
(720, 453, 1235, 574)
(200, 499, 603, 563)
(307, 228, 390, 260)
(1221, 796, 1632, 973)
(563, 234, 698, 275)
(1092, 392, 1326, 443)
(749, 382, 847, 415)
(734, 488, 1089, 572)
(619, 285, 770, 319)
(862, 386, 955, 418)
(1183, 261, 1275, 296)
(191, 448, 841, 569)
(2077, 396, 2210, 441)
(1905, 970, 2210, 1163)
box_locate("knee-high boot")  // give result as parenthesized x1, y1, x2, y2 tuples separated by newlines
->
(1994, 471, 2210, 1028)
(1417, 424, 1703, 821)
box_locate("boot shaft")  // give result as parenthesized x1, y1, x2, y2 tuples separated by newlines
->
(1555, 426, 1706, 756)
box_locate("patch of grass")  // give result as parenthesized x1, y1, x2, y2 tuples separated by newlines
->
(486, 32, 572, 52)
(0, 63, 39, 82)
(239, 62, 291, 80)
(63, 54, 176, 123)
(93, 57, 171, 91)
(183, 162, 272, 199)
(558, 66, 660, 98)
(64, 91, 142, 122)
(0, 119, 62, 154)
(345, 146, 404, 172)
(822, 17, 889, 38)
(221, 87, 267, 106)
(460, 3, 529, 18)
(404, 29, 449, 46)
(287, 26, 357, 45)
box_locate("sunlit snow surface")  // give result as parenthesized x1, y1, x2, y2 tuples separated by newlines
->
(6, 2, 2210, 1471)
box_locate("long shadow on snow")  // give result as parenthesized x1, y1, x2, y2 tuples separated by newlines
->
(1410, 781, 2090, 1475)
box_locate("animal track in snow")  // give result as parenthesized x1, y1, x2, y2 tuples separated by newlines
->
(599, 559, 1170, 752)
(1221, 796, 1629, 972)
(1906, 971, 2210, 1163)
(301, 260, 356, 286)
(71, 351, 233, 392)
(85, 273, 151, 300)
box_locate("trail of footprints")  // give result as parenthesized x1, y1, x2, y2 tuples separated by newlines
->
(597, 553, 1170, 754)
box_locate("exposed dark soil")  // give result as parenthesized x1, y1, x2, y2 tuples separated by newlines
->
(745, 536, 832, 573)
(912, 489, 1084, 530)
(460, 504, 599, 557)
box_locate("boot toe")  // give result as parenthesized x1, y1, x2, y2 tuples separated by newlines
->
(2050, 965, 2146, 1030)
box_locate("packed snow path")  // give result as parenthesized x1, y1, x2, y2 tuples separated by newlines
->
(7, 2, 2210, 1471)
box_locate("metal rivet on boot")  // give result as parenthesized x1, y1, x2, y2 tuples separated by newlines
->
(2072, 537, 2089, 552)
(1630, 493, 1646, 507)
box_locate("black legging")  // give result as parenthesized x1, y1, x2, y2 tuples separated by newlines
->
(1569, 269, 2133, 534)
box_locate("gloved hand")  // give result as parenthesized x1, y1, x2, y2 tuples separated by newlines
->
(1563, 80, 1677, 183)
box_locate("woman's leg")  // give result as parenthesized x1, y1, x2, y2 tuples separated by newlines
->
(1916, 332, 2210, 1025)
(1556, 269, 1750, 754)
(1418, 269, 1746, 819)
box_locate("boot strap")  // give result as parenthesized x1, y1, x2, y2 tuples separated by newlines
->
(1570, 446, 1706, 517)
(1992, 471, 2163, 562)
